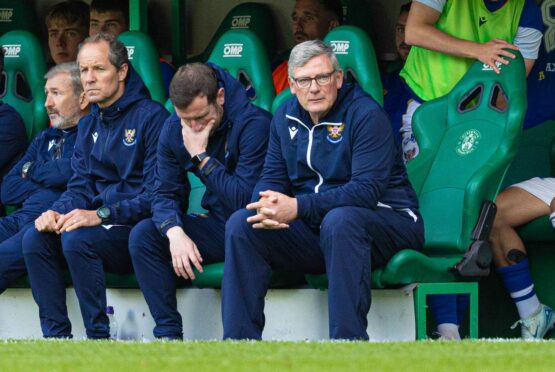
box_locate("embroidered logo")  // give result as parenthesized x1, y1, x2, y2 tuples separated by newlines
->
(456, 129, 481, 156)
(123, 129, 137, 146)
(289, 126, 298, 140)
(92, 132, 98, 143)
(479, 16, 487, 27)
(326, 123, 345, 144)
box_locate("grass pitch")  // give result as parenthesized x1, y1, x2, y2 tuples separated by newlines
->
(1, 339, 555, 371)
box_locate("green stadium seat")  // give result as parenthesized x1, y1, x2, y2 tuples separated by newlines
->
(188, 2, 277, 63)
(118, 31, 167, 105)
(207, 29, 275, 112)
(0, 0, 38, 36)
(271, 88, 293, 114)
(323, 25, 383, 105)
(0, 30, 48, 139)
(307, 52, 528, 339)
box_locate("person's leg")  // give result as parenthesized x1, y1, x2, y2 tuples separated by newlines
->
(0, 214, 21, 242)
(61, 225, 133, 339)
(22, 228, 71, 338)
(129, 216, 225, 340)
(319, 206, 424, 340)
(428, 295, 460, 340)
(222, 209, 324, 340)
(0, 223, 34, 294)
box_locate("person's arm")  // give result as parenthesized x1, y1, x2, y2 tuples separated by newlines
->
(514, 0, 544, 77)
(27, 158, 73, 189)
(0, 110, 27, 171)
(405, 1, 518, 73)
(200, 111, 271, 212)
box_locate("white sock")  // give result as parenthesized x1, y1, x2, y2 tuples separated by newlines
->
(550, 212, 555, 229)
(437, 323, 461, 340)
(510, 284, 541, 319)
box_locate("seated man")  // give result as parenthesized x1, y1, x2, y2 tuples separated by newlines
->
(0, 47, 28, 214)
(128, 63, 271, 340)
(45, 0, 89, 65)
(89, 0, 175, 94)
(0, 62, 87, 293)
(22, 33, 169, 339)
(272, 0, 342, 95)
(222, 40, 424, 340)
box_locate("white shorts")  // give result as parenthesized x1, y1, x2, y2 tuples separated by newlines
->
(511, 177, 555, 206)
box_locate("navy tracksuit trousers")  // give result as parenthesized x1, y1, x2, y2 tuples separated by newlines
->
(0, 215, 34, 293)
(22, 225, 133, 339)
(222, 206, 424, 340)
(129, 216, 225, 339)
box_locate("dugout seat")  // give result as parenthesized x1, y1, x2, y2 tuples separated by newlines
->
(118, 31, 167, 105)
(0, 0, 38, 36)
(0, 31, 48, 139)
(306, 52, 528, 339)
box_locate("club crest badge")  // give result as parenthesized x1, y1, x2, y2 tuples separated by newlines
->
(456, 129, 481, 156)
(326, 123, 345, 144)
(123, 128, 137, 146)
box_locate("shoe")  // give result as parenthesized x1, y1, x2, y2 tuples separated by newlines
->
(511, 304, 555, 340)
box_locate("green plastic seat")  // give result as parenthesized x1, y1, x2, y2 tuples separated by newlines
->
(188, 2, 277, 63)
(0, 30, 48, 139)
(0, 0, 38, 36)
(118, 31, 167, 105)
(307, 52, 528, 339)
(271, 88, 293, 114)
(207, 29, 275, 112)
(323, 25, 383, 105)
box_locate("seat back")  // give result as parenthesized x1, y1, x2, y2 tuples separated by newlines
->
(0, 0, 38, 36)
(407, 53, 527, 254)
(0, 31, 48, 139)
(208, 29, 275, 112)
(323, 25, 383, 105)
(191, 2, 277, 63)
(118, 31, 167, 105)
(271, 88, 293, 114)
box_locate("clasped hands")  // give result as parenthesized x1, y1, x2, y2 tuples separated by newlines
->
(34, 209, 102, 234)
(246, 190, 297, 229)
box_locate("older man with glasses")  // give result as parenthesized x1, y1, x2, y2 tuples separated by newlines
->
(222, 40, 424, 341)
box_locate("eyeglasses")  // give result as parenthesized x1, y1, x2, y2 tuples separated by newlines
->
(291, 70, 336, 89)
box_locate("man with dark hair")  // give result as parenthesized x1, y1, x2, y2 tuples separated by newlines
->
(45, 0, 89, 64)
(128, 62, 271, 340)
(0, 47, 28, 215)
(272, 0, 343, 95)
(0, 62, 87, 294)
(223, 40, 423, 340)
(22, 33, 169, 339)
(89, 0, 128, 37)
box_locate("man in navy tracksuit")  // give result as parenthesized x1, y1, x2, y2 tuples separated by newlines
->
(128, 63, 271, 340)
(222, 40, 424, 340)
(0, 62, 87, 293)
(22, 33, 168, 339)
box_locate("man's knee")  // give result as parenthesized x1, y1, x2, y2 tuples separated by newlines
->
(321, 207, 365, 237)
(129, 218, 160, 258)
(22, 228, 54, 256)
(225, 209, 255, 240)
(60, 228, 95, 254)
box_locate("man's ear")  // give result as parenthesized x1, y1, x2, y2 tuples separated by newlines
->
(216, 87, 225, 106)
(118, 63, 129, 82)
(335, 69, 344, 89)
(288, 77, 297, 95)
(78, 91, 89, 111)
(328, 19, 340, 31)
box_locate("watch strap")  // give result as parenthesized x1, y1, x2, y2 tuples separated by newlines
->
(191, 151, 208, 167)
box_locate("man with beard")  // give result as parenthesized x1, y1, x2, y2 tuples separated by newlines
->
(0, 62, 87, 294)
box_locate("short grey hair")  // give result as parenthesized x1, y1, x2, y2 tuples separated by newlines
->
(288, 40, 340, 78)
(44, 62, 83, 96)
(78, 32, 128, 70)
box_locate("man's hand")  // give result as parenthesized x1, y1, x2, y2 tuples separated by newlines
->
(35, 210, 62, 233)
(167, 226, 203, 279)
(56, 209, 102, 233)
(182, 119, 214, 158)
(246, 190, 298, 229)
(474, 39, 518, 74)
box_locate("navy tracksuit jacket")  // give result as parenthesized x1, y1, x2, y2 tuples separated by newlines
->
(0, 126, 77, 292)
(128, 63, 271, 339)
(222, 82, 424, 340)
(22, 66, 169, 339)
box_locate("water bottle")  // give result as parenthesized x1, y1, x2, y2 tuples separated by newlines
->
(119, 309, 139, 340)
(106, 306, 118, 340)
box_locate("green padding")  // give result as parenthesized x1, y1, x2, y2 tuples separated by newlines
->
(11, 271, 72, 289)
(323, 26, 383, 106)
(118, 31, 167, 105)
(518, 217, 555, 242)
(188, 173, 207, 214)
(271, 88, 293, 114)
(192, 262, 306, 289)
(0, 0, 38, 36)
(305, 268, 385, 290)
(208, 29, 275, 112)
(0, 31, 48, 139)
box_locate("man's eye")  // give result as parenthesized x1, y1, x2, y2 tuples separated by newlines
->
(298, 78, 310, 85)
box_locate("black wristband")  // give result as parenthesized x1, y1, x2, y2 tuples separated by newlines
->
(191, 152, 208, 167)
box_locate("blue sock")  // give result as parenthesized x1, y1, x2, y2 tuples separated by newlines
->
(497, 258, 540, 319)
(428, 294, 458, 325)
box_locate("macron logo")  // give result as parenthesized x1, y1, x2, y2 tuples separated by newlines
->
(288, 126, 298, 140)
(2, 44, 21, 58)
(48, 139, 56, 151)
(92, 132, 98, 143)
(223, 43, 243, 58)
(126, 46, 135, 60)
(0, 8, 13, 23)
(231, 15, 251, 29)
(330, 40, 350, 55)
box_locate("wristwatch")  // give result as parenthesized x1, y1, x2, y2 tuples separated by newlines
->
(191, 151, 208, 168)
(96, 206, 111, 223)
(21, 161, 33, 179)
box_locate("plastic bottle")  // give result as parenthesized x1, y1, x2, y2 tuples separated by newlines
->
(119, 309, 139, 340)
(106, 306, 118, 340)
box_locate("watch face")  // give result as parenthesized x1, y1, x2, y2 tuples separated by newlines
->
(98, 207, 110, 219)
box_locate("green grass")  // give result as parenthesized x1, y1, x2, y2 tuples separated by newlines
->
(1, 340, 555, 371)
